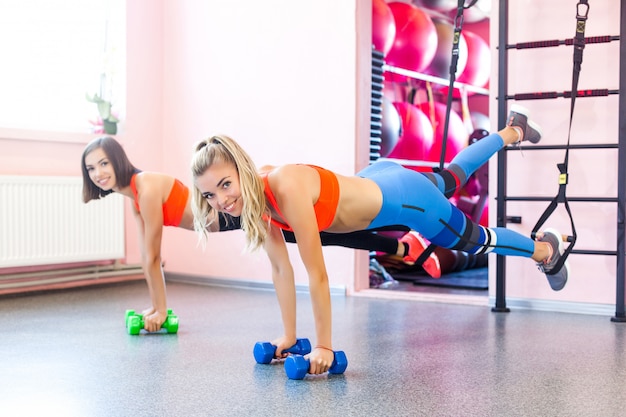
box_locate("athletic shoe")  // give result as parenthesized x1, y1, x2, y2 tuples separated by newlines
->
(400, 231, 442, 279)
(535, 228, 569, 291)
(507, 104, 542, 144)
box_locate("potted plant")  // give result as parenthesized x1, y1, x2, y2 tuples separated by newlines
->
(86, 93, 119, 135)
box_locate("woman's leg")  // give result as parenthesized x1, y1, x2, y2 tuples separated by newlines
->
(284, 229, 441, 277)
(396, 168, 537, 257)
(362, 108, 548, 259)
(363, 167, 568, 289)
(285, 230, 401, 254)
(393, 168, 570, 290)
(361, 106, 568, 289)
(421, 131, 505, 198)
(423, 105, 540, 198)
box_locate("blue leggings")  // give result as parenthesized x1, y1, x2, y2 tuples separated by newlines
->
(357, 133, 535, 257)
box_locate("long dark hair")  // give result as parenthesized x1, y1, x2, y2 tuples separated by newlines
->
(81, 136, 140, 203)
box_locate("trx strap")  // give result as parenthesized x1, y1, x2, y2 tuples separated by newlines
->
(439, 0, 478, 169)
(414, 0, 478, 267)
(530, 0, 589, 274)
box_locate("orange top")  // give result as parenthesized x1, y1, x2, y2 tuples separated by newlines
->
(130, 173, 189, 227)
(262, 165, 339, 232)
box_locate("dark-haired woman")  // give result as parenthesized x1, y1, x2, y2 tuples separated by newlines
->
(81, 136, 435, 331)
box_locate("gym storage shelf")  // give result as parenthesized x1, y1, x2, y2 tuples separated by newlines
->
(383, 64, 490, 96)
(377, 63, 489, 169)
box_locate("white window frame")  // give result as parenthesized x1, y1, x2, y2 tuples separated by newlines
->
(0, 0, 126, 144)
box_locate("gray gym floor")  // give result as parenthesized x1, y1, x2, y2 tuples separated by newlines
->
(2, 279, 626, 417)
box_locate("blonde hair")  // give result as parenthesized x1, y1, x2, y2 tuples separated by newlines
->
(190, 134, 269, 251)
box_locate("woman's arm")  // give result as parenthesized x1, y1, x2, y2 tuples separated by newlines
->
(270, 166, 335, 373)
(135, 180, 168, 332)
(264, 224, 298, 355)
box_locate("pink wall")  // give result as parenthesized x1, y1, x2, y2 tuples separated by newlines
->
(488, 1, 621, 304)
(121, 0, 166, 265)
(1, 0, 623, 310)
(0, 0, 165, 268)
(157, 0, 365, 290)
(0, 2, 163, 171)
(0, 0, 365, 292)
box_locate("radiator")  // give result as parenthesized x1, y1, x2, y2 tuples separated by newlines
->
(0, 175, 125, 268)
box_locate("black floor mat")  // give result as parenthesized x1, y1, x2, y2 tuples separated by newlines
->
(393, 267, 488, 290)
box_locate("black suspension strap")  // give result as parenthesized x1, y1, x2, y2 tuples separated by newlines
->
(438, 0, 478, 169)
(530, 0, 589, 275)
(414, 0, 478, 267)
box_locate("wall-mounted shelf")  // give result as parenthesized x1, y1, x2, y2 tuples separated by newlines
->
(383, 64, 490, 96)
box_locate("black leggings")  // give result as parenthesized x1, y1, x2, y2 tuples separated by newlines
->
(217, 213, 405, 255)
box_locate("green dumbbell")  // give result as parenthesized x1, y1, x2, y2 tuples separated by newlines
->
(124, 309, 179, 335)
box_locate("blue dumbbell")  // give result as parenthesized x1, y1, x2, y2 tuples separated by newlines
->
(253, 338, 312, 364)
(284, 350, 348, 380)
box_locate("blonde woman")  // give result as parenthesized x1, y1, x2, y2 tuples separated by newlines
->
(190, 105, 568, 375)
(81, 137, 432, 332)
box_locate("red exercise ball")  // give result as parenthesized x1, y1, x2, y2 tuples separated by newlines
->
(380, 97, 401, 158)
(470, 111, 490, 132)
(372, 0, 396, 56)
(417, 101, 468, 163)
(462, 175, 482, 197)
(382, 78, 402, 103)
(412, 0, 457, 13)
(456, 30, 490, 88)
(386, 2, 438, 76)
(423, 18, 468, 80)
(387, 102, 434, 161)
(479, 200, 488, 227)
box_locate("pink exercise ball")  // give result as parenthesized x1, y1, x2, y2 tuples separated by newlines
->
(423, 18, 468, 80)
(456, 30, 491, 88)
(380, 97, 402, 158)
(372, 0, 396, 56)
(470, 111, 490, 132)
(386, 2, 438, 76)
(387, 102, 435, 161)
(441, 30, 491, 98)
(382, 78, 401, 102)
(455, 192, 488, 225)
(412, 0, 457, 13)
(417, 101, 468, 163)
(479, 200, 488, 227)
(462, 175, 482, 197)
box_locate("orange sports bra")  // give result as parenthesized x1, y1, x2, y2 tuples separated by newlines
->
(130, 173, 189, 227)
(261, 165, 339, 232)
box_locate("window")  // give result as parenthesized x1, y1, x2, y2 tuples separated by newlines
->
(0, 0, 125, 137)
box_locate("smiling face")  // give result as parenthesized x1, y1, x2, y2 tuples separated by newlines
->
(84, 147, 117, 191)
(194, 159, 243, 217)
